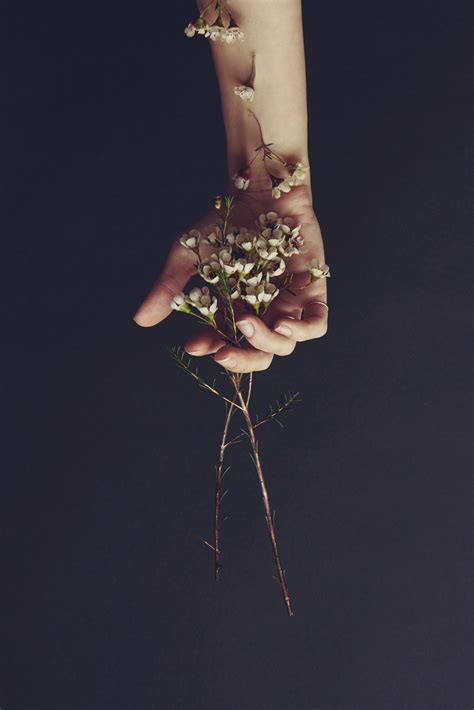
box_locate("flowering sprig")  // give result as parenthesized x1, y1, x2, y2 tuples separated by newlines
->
(168, 197, 330, 616)
(232, 111, 309, 197)
(185, 1, 244, 43)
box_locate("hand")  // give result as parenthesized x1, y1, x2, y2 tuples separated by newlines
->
(133, 184, 329, 372)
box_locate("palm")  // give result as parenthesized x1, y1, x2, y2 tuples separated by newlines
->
(134, 185, 329, 372)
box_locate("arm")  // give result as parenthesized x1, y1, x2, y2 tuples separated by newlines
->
(134, 0, 329, 372)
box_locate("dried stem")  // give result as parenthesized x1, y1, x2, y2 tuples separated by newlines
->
(214, 399, 237, 580)
(235, 386, 294, 616)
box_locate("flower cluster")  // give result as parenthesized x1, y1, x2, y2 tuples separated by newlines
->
(185, 7, 244, 43)
(172, 209, 330, 322)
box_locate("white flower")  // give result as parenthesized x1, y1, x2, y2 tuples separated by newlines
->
(266, 258, 286, 278)
(261, 226, 285, 247)
(236, 229, 255, 252)
(308, 258, 331, 280)
(271, 176, 292, 199)
(255, 237, 278, 261)
(179, 229, 201, 250)
(234, 258, 255, 275)
(288, 161, 307, 184)
(204, 225, 223, 246)
(187, 286, 218, 318)
(199, 257, 221, 284)
(170, 292, 190, 313)
(233, 173, 250, 191)
(279, 233, 305, 257)
(225, 228, 238, 245)
(243, 282, 279, 310)
(244, 272, 263, 288)
(185, 16, 209, 37)
(234, 85, 254, 102)
(224, 23, 245, 42)
(208, 24, 221, 41)
(228, 277, 241, 300)
(218, 248, 238, 274)
(258, 212, 280, 228)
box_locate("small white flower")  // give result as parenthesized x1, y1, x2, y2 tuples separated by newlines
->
(204, 225, 223, 246)
(208, 24, 221, 41)
(262, 226, 285, 247)
(234, 258, 255, 275)
(243, 282, 279, 310)
(185, 16, 209, 37)
(233, 85, 254, 102)
(271, 176, 292, 199)
(266, 258, 286, 278)
(258, 212, 280, 228)
(256, 237, 278, 261)
(228, 277, 241, 300)
(199, 258, 221, 284)
(288, 161, 307, 184)
(218, 248, 238, 274)
(279, 233, 305, 257)
(179, 229, 201, 250)
(187, 286, 218, 318)
(224, 23, 245, 42)
(308, 258, 331, 280)
(236, 229, 255, 252)
(170, 292, 191, 313)
(244, 272, 263, 288)
(233, 173, 250, 191)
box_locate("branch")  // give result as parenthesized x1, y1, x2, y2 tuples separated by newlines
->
(226, 390, 301, 448)
(169, 346, 243, 410)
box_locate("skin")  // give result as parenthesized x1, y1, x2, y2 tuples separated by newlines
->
(134, 0, 329, 372)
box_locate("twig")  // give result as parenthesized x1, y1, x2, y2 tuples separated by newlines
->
(234, 386, 294, 616)
(214, 399, 237, 580)
(226, 390, 300, 448)
(169, 347, 243, 410)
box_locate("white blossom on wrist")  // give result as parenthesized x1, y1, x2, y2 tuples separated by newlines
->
(288, 161, 307, 184)
(271, 175, 292, 200)
(234, 85, 254, 102)
(233, 173, 250, 191)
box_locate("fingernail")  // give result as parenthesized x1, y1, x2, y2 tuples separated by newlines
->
(216, 355, 236, 367)
(236, 320, 254, 338)
(274, 324, 292, 336)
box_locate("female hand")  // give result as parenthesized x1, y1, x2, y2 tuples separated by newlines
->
(133, 184, 329, 373)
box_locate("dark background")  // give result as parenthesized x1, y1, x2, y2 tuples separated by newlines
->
(2, 1, 472, 708)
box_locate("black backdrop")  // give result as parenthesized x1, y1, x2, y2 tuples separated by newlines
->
(2, 1, 472, 709)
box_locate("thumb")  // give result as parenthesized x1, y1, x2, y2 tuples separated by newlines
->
(133, 244, 196, 328)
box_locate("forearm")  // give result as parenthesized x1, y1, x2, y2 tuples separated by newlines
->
(196, 0, 309, 185)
